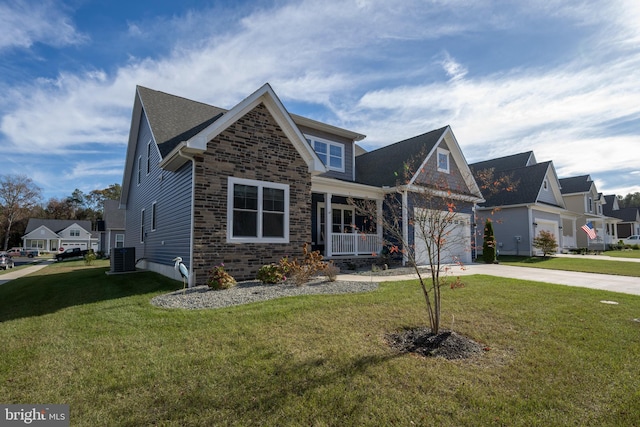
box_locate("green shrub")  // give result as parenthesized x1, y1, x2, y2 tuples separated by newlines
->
(207, 263, 236, 290)
(256, 264, 286, 284)
(482, 220, 497, 264)
(84, 251, 97, 266)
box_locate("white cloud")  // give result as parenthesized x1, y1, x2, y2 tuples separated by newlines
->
(0, 0, 87, 50)
(1, 0, 639, 198)
(440, 52, 468, 82)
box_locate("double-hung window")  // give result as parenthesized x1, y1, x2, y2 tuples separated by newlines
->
(437, 147, 450, 174)
(151, 202, 157, 231)
(146, 142, 152, 175)
(137, 156, 142, 185)
(140, 209, 145, 243)
(227, 177, 289, 243)
(306, 136, 344, 172)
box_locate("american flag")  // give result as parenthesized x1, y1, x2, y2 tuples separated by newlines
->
(581, 221, 596, 239)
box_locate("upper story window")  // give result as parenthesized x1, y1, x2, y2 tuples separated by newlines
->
(306, 136, 345, 172)
(146, 141, 152, 175)
(437, 147, 450, 174)
(227, 177, 289, 243)
(151, 202, 157, 231)
(543, 179, 548, 190)
(587, 197, 593, 213)
(137, 156, 142, 185)
(70, 229, 80, 237)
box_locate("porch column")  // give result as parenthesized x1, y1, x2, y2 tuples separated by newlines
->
(376, 198, 383, 253)
(325, 193, 333, 259)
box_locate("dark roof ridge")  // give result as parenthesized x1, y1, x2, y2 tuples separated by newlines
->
(359, 126, 450, 157)
(136, 85, 228, 112)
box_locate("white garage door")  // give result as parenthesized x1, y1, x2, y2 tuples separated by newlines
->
(533, 219, 559, 256)
(414, 209, 472, 265)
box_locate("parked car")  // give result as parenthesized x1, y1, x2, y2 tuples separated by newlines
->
(0, 253, 14, 270)
(6, 247, 39, 258)
(621, 235, 640, 246)
(55, 247, 90, 262)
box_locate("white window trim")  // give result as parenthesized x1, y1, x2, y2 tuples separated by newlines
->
(316, 203, 355, 244)
(543, 179, 548, 190)
(115, 234, 124, 248)
(306, 135, 345, 173)
(437, 147, 450, 174)
(227, 177, 290, 243)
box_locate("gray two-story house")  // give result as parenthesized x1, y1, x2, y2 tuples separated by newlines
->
(120, 83, 483, 285)
(470, 151, 580, 256)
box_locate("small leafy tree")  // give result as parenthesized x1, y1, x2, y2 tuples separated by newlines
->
(532, 230, 558, 257)
(482, 220, 497, 264)
(350, 166, 478, 334)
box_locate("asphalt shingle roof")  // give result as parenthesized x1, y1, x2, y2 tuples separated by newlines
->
(355, 127, 448, 187)
(558, 175, 593, 194)
(611, 207, 640, 222)
(469, 161, 554, 208)
(137, 86, 226, 158)
(468, 151, 534, 173)
(103, 200, 125, 229)
(25, 219, 92, 234)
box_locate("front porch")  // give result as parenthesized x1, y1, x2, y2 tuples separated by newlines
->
(311, 177, 385, 260)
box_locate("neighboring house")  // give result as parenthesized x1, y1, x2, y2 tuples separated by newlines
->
(604, 195, 640, 238)
(22, 219, 98, 253)
(470, 151, 579, 256)
(558, 175, 622, 251)
(97, 200, 125, 256)
(120, 83, 483, 286)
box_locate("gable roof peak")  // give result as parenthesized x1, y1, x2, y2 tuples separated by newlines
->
(469, 151, 536, 173)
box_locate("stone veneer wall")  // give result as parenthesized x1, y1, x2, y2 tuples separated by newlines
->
(191, 103, 312, 284)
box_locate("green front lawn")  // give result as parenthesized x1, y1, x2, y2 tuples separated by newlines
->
(604, 249, 640, 259)
(1, 261, 639, 426)
(498, 255, 640, 277)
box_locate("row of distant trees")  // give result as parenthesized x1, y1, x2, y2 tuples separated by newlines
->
(0, 174, 121, 250)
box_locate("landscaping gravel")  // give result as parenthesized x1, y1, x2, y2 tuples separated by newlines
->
(151, 279, 379, 310)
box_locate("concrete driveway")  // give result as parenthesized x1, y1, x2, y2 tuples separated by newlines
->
(338, 255, 640, 296)
(0, 259, 55, 286)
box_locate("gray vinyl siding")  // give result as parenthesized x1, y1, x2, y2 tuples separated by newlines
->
(476, 207, 531, 256)
(124, 112, 193, 268)
(537, 179, 557, 205)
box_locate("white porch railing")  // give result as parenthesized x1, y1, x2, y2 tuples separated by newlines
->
(331, 233, 381, 256)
